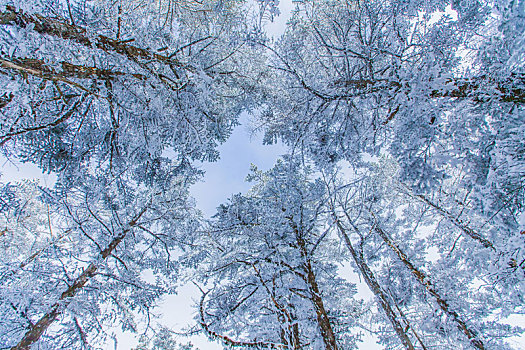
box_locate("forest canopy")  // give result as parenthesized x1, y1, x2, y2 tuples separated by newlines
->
(0, 0, 523, 349)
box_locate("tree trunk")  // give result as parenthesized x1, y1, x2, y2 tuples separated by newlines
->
(294, 225, 338, 350)
(374, 225, 485, 350)
(332, 217, 416, 350)
(332, 74, 525, 105)
(280, 316, 301, 350)
(12, 264, 98, 350)
(0, 6, 192, 72)
(0, 57, 144, 81)
(388, 290, 429, 350)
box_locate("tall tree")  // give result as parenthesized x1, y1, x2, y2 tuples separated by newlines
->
(324, 159, 522, 349)
(190, 158, 362, 349)
(0, 167, 200, 349)
(331, 214, 417, 350)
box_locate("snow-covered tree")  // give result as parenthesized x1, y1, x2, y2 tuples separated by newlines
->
(192, 158, 363, 349)
(1, 0, 523, 348)
(0, 0, 267, 189)
(0, 166, 201, 349)
(325, 158, 523, 349)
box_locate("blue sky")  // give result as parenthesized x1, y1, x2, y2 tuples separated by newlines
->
(190, 112, 286, 217)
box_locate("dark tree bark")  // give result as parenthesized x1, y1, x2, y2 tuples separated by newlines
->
(389, 292, 429, 350)
(331, 75, 525, 105)
(298, 237, 339, 350)
(0, 6, 191, 72)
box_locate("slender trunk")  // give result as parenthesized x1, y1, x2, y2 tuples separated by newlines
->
(305, 259, 338, 350)
(332, 218, 415, 350)
(412, 192, 525, 271)
(280, 316, 301, 350)
(413, 193, 494, 250)
(332, 75, 525, 104)
(11, 208, 146, 350)
(375, 225, 485, 350)
(428, 74, 525, 104)
(0, 57, 144, 81)
(12, 263, 98, 350)
(279, 304, 301, 350)
(291, 323, 300, 350)
(388, 291, 429, 350)
(296, 234, 338, 350)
